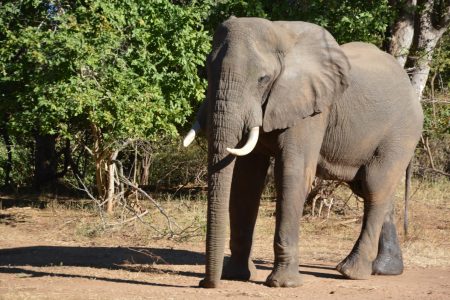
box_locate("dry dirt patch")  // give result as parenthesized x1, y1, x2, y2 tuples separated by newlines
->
(0, 179, 449, 299)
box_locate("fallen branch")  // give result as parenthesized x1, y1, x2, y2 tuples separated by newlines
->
(335, 218, 359, 226)
(420, 167, 450, 177)
(73, 174, 106, 229)
(421, 135, 436, 169)
(107, 210, 149, 227)
(126, 247, 168, 264)
(113, 162, 182, 233)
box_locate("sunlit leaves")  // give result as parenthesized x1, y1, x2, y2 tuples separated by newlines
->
(206, 0, 394, 46)
(0, 0, 211, 143)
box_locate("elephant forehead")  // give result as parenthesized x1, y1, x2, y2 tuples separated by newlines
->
(217, 17, 278, 46)
(210, 41, 275, 78)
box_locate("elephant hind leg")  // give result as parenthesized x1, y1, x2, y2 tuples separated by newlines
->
(337, 154, 408, 279)
(372, 203, 404, 275)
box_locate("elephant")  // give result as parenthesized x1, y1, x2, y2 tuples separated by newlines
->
(183, 17, 423, 288)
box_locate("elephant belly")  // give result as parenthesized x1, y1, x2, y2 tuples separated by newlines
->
(316, 156, 360, 182)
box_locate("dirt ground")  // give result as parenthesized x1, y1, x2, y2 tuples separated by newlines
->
(0, 180, 449, 299)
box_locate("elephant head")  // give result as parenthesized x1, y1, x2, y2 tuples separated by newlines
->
(184, 17, 350, 288)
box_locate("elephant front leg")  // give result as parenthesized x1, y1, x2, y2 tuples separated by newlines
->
(265, 157, 312, 288)
(222, 152, 270, 281)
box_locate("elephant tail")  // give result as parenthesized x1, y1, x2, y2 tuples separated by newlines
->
(404, 159, 413, 236)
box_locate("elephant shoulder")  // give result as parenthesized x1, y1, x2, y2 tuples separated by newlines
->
(340, 43, 401, 66)
(340, 42, 378, 51)
(340, 42, 384, 62)
(340, 42, 408, 80)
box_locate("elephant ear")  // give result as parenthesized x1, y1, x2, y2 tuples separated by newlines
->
(263, 22, 350, 132)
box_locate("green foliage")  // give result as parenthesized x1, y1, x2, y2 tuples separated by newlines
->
(0, 138, 33, 188)
(149, 139, 207, 188)
(0, 0, 448, 189)
(203, 0, 267, 32)
(0, 0, 416, 144)
(422, 100, 450, 138)
(422, 35, 450, 140)
(268, 0, 394, 45)
(430, 35, 450, 91)
(204, 0, 394, 45)
(0, 0, 211, 142)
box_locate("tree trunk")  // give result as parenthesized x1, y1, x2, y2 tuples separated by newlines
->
(105, 150, 119, 214)
(1, 125, 13, 188)
(34, 134, 58, 191)
(91, 124, 106, 201)
(388, 0, 417, 67)
(91, 123, 116, 214)
(140, 154, 151, 186)
(91, 122, 134, 214)
(105, 160, 116, 214)
(409, 0, 450, 100)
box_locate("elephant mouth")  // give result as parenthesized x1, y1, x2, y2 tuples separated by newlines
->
(184, 125, 260, 157)
(225, 126, 260, 156)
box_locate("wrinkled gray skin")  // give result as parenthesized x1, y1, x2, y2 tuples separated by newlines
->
(192, 17, 423, 288)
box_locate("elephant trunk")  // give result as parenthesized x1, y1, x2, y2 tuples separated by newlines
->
(201, 82, 245, 287)
(203, 151, 236, 288)
(200, 65, 265, 287)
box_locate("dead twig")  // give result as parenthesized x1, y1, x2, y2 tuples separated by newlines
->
(126, 247, 168, 264)
(421, 135, 436, 170)
(115, 167, 182, 233)
(418, 166, 450, 177)
(73, 174, 106, 229)
(107, 210, 149, 227)
(335, 218, 359, 227)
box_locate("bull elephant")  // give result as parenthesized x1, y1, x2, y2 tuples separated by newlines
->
(183, 17, 423, 288)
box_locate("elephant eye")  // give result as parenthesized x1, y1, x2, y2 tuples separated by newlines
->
(258, 75, 270, 85)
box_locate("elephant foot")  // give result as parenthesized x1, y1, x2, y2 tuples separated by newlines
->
(265, 264, 301, 288)
(199, 278, 220, 288)
(372, 253, 403, 275)
(222, 257, 257, 281)
(336, 253, 372, 279)
(372, 221, 404, 275)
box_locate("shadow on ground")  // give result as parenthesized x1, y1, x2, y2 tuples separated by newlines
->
(0, 246, 344, 285)
(254, 260, 345, 280)
(0, 246, 207, 287)
(0, 246, 204, 267)
(0, 266, 192, 288)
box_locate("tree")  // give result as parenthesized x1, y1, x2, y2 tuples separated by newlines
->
(385, 0, 450, 99)
(0, 116, 13, 188)
(0, 0, 211, 208)
(409, 0, 450, 100)
(206, 0, 395, 46)
(387, 0, 417, 67)
(1, 0, 447, 198)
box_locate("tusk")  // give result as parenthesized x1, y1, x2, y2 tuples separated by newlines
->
(183, 121, 201, 147)
(226, 127, 259, 156)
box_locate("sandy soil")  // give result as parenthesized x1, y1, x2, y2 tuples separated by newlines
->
(0, 196, 449, 299)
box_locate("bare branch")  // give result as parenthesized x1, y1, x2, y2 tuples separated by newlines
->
(421, 135, 436, 169)
(107, 210, 149, 227)
(113, 161, 182, 232)
(419, 167, 450, 177)
(73, 174, 106, 229)
(84, 145, 94, 156)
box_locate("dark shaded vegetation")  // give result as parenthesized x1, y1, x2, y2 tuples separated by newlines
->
(0, 0, 448, 206)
